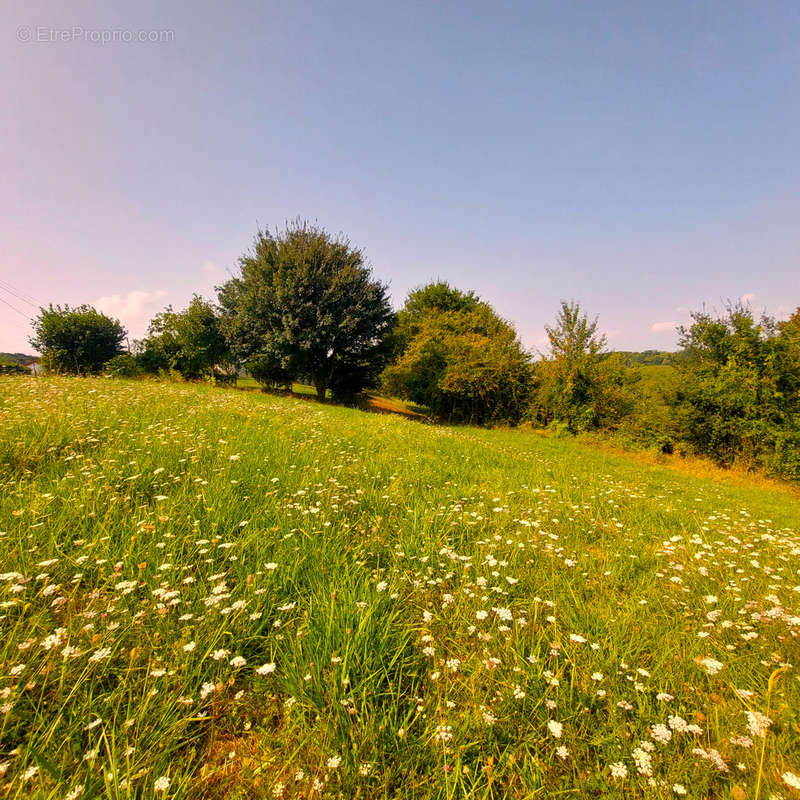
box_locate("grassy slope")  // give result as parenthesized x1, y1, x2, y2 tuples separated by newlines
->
(234, 378, 324, 397)
(0, 377, 798, 799)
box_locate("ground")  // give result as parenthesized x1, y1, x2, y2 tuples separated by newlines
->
(0, 377, 798, 799)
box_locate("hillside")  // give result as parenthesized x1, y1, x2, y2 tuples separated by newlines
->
(0, 352, 36, 365)
(613, 350, 678, 366)
(0, 377, 798, 798)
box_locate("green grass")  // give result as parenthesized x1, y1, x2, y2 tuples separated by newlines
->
(0, 377, 798, 799)
(233, 378, 328, 398)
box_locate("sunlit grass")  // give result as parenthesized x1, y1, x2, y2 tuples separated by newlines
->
(233, 378, 326, 398)
(0, 376, 798, 799)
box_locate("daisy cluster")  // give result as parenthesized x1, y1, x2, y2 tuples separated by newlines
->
(0, 377, 797, 798)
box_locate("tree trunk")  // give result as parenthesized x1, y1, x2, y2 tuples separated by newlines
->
(314, 377, 327, 402)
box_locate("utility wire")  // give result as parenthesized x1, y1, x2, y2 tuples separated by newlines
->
(0, 294, 33, 319)
(0, 276, 40, 302)
(0, 278, 41, 308)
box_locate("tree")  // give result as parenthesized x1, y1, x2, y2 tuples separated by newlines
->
(545, 300, 606, 365)
(383, 284, 532, 424)
(532, 301, 633, 432)
(390, 281, 481, 354)
(674, 304, 800, 476)
(218, 221, 395, 402)
(139, 296, 232, 380)
(29, 305, 126, 375)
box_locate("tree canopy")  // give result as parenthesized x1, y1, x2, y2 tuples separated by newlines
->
(218, 221, 395, 401)
(675, 304, 800, 476)
(22, 218, 800, 482)
(29, 305, 126, 375)
(531, 301, 634, 432)
(139, 296, 231, 380)
(383, 284, 532, 424)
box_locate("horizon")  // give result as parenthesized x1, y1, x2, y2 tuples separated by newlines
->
(3, 0, 799, 354)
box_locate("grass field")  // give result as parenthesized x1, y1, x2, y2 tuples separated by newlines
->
(233, 379, 325, 397)
(0, 377, 798, 799)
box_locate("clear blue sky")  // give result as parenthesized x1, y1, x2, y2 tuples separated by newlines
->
(2, 0, 799, 354)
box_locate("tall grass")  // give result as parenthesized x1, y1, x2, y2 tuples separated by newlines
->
(0, 377, 798, 798)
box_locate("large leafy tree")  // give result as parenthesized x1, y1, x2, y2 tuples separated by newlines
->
(675, 304, 800, 476)
(383, 283, 532, 424)
(532, 301, 633, 432)
(139, 295, 231, 380)
(392, 281, 481, 350)
(218, 221, 395, 402)
(29, 304, 126, 375)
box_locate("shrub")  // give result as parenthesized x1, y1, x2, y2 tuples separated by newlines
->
(674, 305, 800, 478)
(139, 296, 232, 380)
(383, 285, 532, 424)
(531, 302, 635, 432)
(106, 353, 144, 378)
(246, 355, 292, 391)
(29, 305, 125, 375)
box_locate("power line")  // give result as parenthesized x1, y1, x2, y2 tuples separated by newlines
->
(0, 294, 32, 319)
(0, 278, 41, 308)
(0, 276, 40, 303)
(0, 284, 39, 309)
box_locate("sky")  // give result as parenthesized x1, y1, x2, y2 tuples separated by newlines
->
(2, 0, 799, 355)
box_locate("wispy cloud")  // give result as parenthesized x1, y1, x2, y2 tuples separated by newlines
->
(740, 292, 755, 303)
(94, 289, 167, 338)
(651, 321, 677, 332)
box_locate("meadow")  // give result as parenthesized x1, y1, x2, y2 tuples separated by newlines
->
(0, 376, 798, 799)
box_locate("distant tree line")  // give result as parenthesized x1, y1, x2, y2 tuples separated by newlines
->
(615, 350, 676, 366)
(20, 219, 800, 480)
(0, 352, 38, 365)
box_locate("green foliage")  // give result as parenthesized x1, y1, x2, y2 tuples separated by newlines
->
(614, 350, 677, 366)
(139, 295, 232, 380)
(0, 362, 28, 375)
(384, 285, 532, 424)
(675, 305, 800, 478)
(402, 281, 481, 318)
(28, 304, 126, 375)
(105, 352, 145, 378)
(245, 354, 293, 391)
(613, 365, 682, 454)
(0, 352, 37, 365)
(531, 302, 635, 432)
(0, 355, 31, 375)
(394, 281, 481, 352)
(218, 220, 395, 401)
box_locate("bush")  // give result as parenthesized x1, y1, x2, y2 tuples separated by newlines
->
(106, 353, 144, 378)
(530, 302, 636, 432)
(29, 305, 126, 375)
(245, 355, 293, 391)
(139, 296, 232, 380)
(383, 285, 532, 424)
(674, 305, 800, 479)
(0, 362, 27, 376)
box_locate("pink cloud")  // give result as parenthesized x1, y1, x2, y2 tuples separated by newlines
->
(651, 321, 677, 333)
